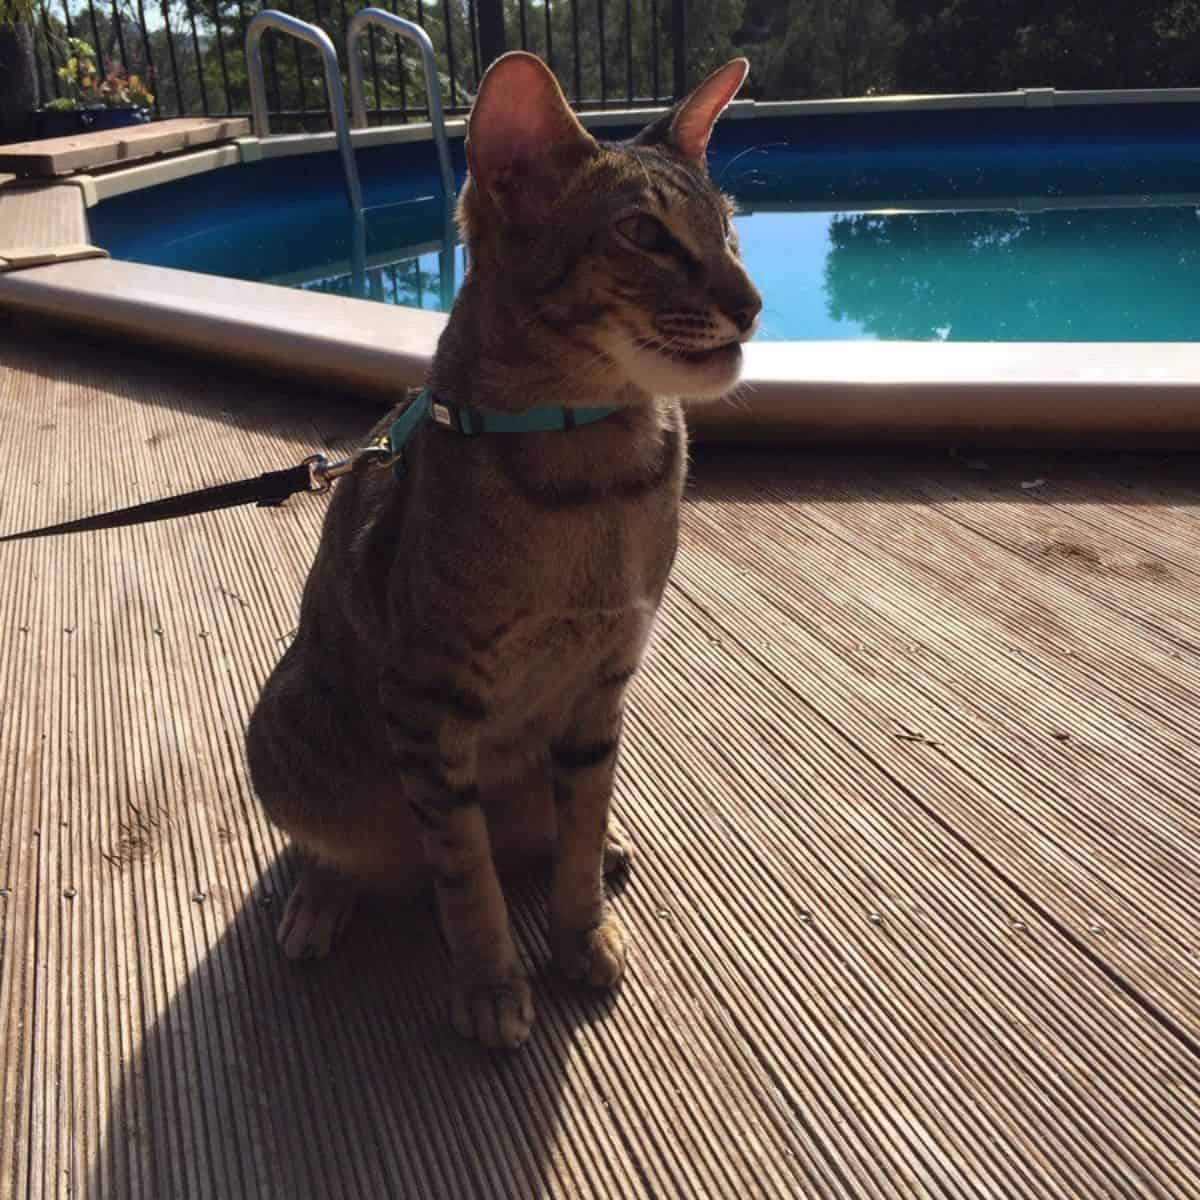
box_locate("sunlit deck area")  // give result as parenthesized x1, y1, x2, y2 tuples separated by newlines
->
(2, 322, 1199, 1197)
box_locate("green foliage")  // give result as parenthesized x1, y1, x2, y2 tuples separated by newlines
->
(28, 0, 1200, 122)
(743, 0, 902, 98)
(892, 0, 1200, 92)
(48, 34, 154, 109)
(0, 0, 35, 28)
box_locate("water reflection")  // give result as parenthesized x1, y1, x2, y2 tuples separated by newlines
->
(274, 194, 1200, 343)
(732, 201, 1200, 341)
(298, 198, 459, 308)
(303, 242, 464, 309)
(817, 203, 1200, 342)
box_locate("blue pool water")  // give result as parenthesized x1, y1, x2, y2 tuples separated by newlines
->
(90, 103, 1200, 341)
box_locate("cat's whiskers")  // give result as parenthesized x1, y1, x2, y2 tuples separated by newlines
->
(721, 379, 753, 413)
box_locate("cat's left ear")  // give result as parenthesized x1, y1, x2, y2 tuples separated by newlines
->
(466, 51, 598, 202)
(633, 58, 749, 170)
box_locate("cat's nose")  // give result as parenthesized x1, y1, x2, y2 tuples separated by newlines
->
(729, 296, 762, 335)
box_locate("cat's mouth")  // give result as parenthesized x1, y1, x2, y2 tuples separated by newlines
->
(657, 341, 742, 368)
(599, 330, 745, 399)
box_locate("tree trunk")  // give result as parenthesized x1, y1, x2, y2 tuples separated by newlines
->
(475, 0, 506, 73)
(0, 21, 37, 143)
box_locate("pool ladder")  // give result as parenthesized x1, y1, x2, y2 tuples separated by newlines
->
(245, 9, 457, 302)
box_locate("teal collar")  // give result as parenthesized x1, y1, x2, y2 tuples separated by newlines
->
(387, 388, 618, 476)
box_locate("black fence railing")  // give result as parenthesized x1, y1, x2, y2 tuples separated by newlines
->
(32, 0, 688, 131)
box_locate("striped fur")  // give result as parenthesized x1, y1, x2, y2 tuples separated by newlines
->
(246, 53, 760, 1049)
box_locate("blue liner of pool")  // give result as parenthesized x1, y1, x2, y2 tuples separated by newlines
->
(90, 101, 1200, 342)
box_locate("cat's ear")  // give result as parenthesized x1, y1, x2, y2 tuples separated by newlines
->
(633, 58, 749, 169)
(466, 51, 598, 200)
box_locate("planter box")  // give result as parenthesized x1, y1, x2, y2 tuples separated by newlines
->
(32, 107, 151, 140)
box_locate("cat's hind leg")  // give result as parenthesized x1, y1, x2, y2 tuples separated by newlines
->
(276, 857, 358, 961)
(602, 819, 634, 880)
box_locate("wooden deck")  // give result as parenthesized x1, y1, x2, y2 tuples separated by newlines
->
(2, 323, 1199, 1198)
(0, 118, 250, 178)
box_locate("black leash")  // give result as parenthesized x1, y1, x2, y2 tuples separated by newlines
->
(0, 454, 374, 544)
(1, 387, 610, 545)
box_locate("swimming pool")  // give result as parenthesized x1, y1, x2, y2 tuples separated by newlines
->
(89, 100, 1200, 343)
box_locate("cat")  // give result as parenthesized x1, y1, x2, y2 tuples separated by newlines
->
(245, 50, 761, 1049)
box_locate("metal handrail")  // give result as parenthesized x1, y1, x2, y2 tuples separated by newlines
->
(246, 11, 366, 294)
(346, 8, 457, 206)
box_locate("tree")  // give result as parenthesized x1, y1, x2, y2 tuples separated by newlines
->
(891, 0, 1200, 94)
(744, 0, 901, 99)
(0, 0, 37, 140)
(24, 0, 1200, 128)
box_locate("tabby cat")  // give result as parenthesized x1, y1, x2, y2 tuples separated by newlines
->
(246, 50, 761, 1049)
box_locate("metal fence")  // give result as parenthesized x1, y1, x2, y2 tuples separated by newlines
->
(32, 0, 689, 130)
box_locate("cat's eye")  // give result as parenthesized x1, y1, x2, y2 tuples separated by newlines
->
(617, 213, 674, 255)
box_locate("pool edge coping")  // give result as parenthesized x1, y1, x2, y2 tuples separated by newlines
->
(5, 96, 1200, 447)
(5, 255, 1200, 446)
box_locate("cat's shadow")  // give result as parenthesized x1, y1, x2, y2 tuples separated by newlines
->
(85, 850, 623, 1198)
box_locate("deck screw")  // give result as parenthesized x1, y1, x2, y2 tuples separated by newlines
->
(1012, 918, 1027, 931)
(797, 910, 812, 923)
(0, 887, 11, 898)
(868, 911, 883, 925)
(63, 887, 77, 900)
(192, 891, 207, 904)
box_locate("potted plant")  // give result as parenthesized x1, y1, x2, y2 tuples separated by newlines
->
(0, 0, 37, 142)
(34, 37, 154, 138)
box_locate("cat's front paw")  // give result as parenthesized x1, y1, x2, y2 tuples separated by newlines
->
(450, 963, 534, 1049)
(552, 910, 627, 989)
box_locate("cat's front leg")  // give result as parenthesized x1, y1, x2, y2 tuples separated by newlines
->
(549, 690, 629, 989)
(380, 667, 533, 1049)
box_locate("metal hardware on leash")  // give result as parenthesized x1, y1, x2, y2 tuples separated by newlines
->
(303, 439, 396, 494)
(0, 438, 399, 543)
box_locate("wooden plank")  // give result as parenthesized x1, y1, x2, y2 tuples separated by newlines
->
(0, 185, 87, 252)
(678, 450, 1200, 1041)
(0, 245, 109, 272)
(0, 117, 250, 178)
(3, 332, 1200, 1197)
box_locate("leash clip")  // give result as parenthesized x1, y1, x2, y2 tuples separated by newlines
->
(305, 438, 402, 494)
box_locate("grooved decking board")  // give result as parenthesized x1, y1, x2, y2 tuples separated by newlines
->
(0, 185, 88, 252)
(0, 117, 249, 177)
(2, 329, 1200, 1198)
(678, 453, 1200, 1042)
